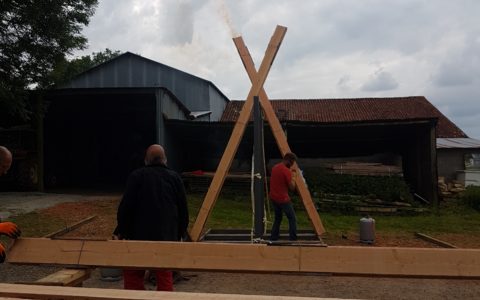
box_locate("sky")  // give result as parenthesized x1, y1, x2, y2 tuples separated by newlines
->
(76, 0, 480, 138)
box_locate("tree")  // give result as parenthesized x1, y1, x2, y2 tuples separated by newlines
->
(0, 0, 99, 121)
(42, 48, 121, 89)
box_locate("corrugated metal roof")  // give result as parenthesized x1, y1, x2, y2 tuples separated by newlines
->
(437, 138, 480, 149)
(220, 97, 467, 138)
(58, 52, 229, 118)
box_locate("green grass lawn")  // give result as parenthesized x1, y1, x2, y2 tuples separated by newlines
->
(6, 192, 480, 241)
(190, 192, 480, 236)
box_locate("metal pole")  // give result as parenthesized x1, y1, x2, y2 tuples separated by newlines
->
(253, 96, 265, 239)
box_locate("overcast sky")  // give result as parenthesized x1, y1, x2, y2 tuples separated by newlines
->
(77, 0, 480, 138)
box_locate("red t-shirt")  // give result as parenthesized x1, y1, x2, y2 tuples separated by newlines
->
(269, 162, 292, 203)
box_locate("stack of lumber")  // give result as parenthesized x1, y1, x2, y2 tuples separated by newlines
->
(438, 177, 465, 197)
(316, 194, 427, 214)
(327, 162, 402, 177)
(182, 171, 254, 193)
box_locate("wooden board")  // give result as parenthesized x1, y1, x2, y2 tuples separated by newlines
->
(414, 232, 457, 249)
(0, 283, 341, 300)
(189, 26, 287, 242)
(233, 36, 325, 236)
(44, 215, 97, 238)
(7, 238, 480, 278)
(32, 268, 91, 287)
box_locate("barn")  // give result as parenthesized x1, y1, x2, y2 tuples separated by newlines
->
(43, 52, 229, 188)
(2, 52, 474, 206)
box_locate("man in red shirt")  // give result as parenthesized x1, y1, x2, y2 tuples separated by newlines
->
(269, 152, 298, 241)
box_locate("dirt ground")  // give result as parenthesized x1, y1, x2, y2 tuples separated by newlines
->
(1, 193, 480, 299)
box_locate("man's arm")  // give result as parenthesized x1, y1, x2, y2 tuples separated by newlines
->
(175, 174, 189, 240)
(115, 172, 140, 239)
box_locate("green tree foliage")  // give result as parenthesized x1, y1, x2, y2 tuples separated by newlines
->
(42, 48, 121, 88)
(462, 186, 480, 211)
(0, 0, 99, 121)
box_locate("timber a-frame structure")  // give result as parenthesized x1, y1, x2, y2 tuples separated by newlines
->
(189, 25, 325, 242)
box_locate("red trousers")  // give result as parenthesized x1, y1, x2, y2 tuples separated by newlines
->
(123, 269, 173, 291)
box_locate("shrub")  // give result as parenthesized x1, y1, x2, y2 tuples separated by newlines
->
(462, 186, 480, 211)
(303, 167, 413, 203)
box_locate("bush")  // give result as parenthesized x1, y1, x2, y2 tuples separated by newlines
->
(462, 186, 480, 211)
(303, 167, 413, 203)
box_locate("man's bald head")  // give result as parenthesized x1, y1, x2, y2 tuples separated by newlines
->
(145, 144, 167, 166)
(0, 146, 12, 175)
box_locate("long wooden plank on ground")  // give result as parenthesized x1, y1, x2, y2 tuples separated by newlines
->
(0, 284, 343, 300)
(414, 232, 457, 248)
(7, 238, 480, 278)
(233, 36, 325, 236)
(43, 215, 97, 238)
(189, 25, 288, 242)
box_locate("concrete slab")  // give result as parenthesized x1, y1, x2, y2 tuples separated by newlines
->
(0, 193, 87, 220)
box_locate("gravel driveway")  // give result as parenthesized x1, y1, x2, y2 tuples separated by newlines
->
(1, 192, 480, 299)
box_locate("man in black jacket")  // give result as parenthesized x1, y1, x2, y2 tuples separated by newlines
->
(115, 144, 189, 291)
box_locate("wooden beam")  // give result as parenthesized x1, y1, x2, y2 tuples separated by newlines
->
(189, 26, 287, 242)
(414, 232, 457, 249)
(7, 238, 480, 278)
(44, 215, 97, 238)
(0, 283, 338, 300)
(233, 36, 325, 236)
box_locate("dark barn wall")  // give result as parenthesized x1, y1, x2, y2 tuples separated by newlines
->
(166, 120, 438, 204)
(400, 121, 438, 205)
(44, 91, 156, 188)
(437, 148, 480, 182)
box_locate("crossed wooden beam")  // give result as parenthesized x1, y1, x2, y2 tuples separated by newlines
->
(189, 25, 325, 242)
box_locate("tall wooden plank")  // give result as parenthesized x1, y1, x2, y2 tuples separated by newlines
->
(189, 26, 288, 241)
(233, 36, 325, 236)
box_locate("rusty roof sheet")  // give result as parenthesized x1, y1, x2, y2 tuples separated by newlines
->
(220, 96, 467, 138)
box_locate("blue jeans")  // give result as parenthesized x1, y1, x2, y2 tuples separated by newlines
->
(270, 201, 297, 241)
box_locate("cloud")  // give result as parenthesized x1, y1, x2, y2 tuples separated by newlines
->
(76, 0, 480, 137)
(433, 35, 480, 87)
(361, 69, 399, 92)
(337, 75, 352, 92)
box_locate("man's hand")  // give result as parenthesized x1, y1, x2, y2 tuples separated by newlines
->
(288, 168, 297, 191)
(0, 243, 6, 263)
(291, 168, 297, 178)
(0, 222, 21, 239)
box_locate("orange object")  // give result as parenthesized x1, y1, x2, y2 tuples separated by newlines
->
(0, 222, 21, 239)
(0, 243, 5, 263)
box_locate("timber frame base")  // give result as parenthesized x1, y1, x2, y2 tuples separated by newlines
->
(7, 238, 480, 278)
(0, 283, 344, 300)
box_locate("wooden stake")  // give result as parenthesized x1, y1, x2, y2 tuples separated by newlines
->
(189, 26, 288, 241)
(233, 36, 325, 236)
